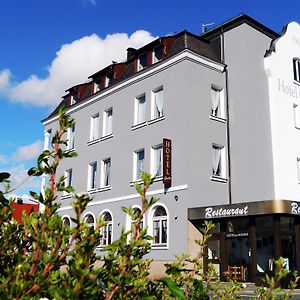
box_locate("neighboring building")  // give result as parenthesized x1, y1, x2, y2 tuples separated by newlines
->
(12, 199, 39, 225)
(42, 14, 300, 284)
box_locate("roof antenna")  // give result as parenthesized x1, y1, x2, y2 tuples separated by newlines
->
(202, 22, 215, 34)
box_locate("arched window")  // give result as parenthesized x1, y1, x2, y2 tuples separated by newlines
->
(84, 213, 95, 228)
(100, 211, 112, 246)
(152, 206, 168, 246)
(62, 216, 71, 227)
(131, 207, 143, 232)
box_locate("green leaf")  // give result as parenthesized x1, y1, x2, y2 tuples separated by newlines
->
(0, 172, 10, 183)
(159, 278, 186, 299)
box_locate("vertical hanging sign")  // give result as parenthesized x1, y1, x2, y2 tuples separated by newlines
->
(163, 138, 172, 186)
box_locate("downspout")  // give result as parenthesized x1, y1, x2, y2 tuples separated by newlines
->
(221, 27, 232, 205)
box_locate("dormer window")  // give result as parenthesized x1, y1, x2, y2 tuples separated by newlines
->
(138, 53, 147, 71)
(105, 73, 113, 87)
(94, 81, 101, 93)
(153, 45, 163, 63)
(293, 58, 300, 82)
(70, 91, 78, 105)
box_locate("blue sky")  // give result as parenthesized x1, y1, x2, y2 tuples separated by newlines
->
(0, 0, 299, 198)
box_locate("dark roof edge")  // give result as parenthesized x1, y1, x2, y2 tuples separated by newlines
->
(201, 14, 280, 40)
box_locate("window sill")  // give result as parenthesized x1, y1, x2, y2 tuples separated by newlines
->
(151, 244, 168, 250)
(130, 179, 143, 186)
(98, 185, 111, 192)
(293, 80, 300, 87)
(148, 116, 165, 125)
(152, 175, 163, 182)
(61, 194, 72, 200)
(87, 139, 100, 146)
(100, 134, 113, 141)
(209, 115, 226, 123)
(87, 188, 97, 194)
(295, 126, 300, 130)
(66, 148, 76, 153)
(210, 176, 227, 183)
(131, 122, 147, 131)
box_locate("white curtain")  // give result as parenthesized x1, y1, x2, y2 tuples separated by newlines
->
(106, 110, 113, 135)
(212, 146, 221, 175)
(93, 115, 99, 140)
(155, 89, 164, 117)
(211, 88, 220, 116)
(137, 96, 146, 123)
(156, 147, 162, 176)
(137, 151, 144, 178)
(104, 160, 111, 186)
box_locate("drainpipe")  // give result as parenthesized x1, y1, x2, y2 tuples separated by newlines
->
(221, 27, 232, 205)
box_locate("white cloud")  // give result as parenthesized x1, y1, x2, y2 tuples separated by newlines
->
(2, 164, 41, 196)
(0, 30, 156, 108)
(0, 69, 12, 93)
(12, 140, 43, 162)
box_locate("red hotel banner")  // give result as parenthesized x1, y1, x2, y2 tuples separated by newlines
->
(163, 138, 172, 186)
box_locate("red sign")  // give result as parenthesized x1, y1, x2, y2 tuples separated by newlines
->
(163, 138, 172, 186)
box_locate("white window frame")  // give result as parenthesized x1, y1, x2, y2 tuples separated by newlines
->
(153, 45, 163, 63)
(151, 87, 164, 120)
(133, 149, 145, 181)
(103, 108, 113, 137)
(294, 103, 300, 129)
(293, 58, 300, 82)
(211, 144, 226, 180)
(90, 113, 100, 141)
(210, 85, 225, 120)
(138, 53, 147, 71)
(99, 210, 113, 247)
(44, 129, 52, 150)
(151, 144, 163, 177)
(134, 94, 146, 125)
(67, 125, 75, 150)
(100, 158, 111, 188)
(87, 162, 97, 190)
(148, 204, 168, 248)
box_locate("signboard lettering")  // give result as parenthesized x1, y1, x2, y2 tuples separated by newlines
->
(291, 202, 300, 214)
(205, 205, 248, 218)
(163, 138, 172, 186)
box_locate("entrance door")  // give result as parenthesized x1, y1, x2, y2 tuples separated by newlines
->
(226, 237, 251, 281)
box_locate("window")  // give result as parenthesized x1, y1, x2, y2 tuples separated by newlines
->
(94, 81, 101, 93)
(105, 73, 113, 87)
(88, 162, 97, 190)
(138, 53, 147, 71)
(67, 125, 75, 150)
(297, 158, 300, 183)
(134, 94, 146, 125)
(103, 108, 113, 136)
(134, 149, 145, 180)
(70, 91, 78, 105)
(84, 213, 95, 228)
(293, 58, 300, 82)
(131, 207, 143, 230)
(62, 216, 71, 227)
(294, 104, 300, 129)
(151, 145, 163, 177)
(152, 87, 164, 119)
(101, 158, 111, 187)
(212, 144, 226, 179)
(100, 211, 112, 246)
(90, 114, 100, 141)
(44, 129, 52, 150)
(64, 169, 73, 194)
(153, 45, 163, 63)
(211, 86, 225, 119)
(152, 206, 167, 246)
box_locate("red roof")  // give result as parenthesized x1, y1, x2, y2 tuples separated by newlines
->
(11, 203, 39, 225)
